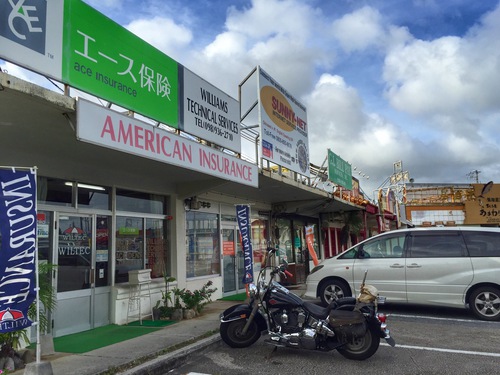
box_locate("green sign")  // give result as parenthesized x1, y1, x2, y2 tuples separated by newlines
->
(62, 0, 179, 127)
(327, 149, 352, 190)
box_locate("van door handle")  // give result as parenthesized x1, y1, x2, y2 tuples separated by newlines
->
(390, 263, 404, 268)
(407, 263, 421, 268)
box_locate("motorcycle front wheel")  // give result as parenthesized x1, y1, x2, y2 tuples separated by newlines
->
(336, 327, 380, 360)
(220, 319, 261, 348)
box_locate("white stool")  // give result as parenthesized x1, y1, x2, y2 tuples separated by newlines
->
(127, 269, 153, 325)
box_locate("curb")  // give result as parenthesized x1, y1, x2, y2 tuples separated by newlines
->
(118, 334, 222, 375)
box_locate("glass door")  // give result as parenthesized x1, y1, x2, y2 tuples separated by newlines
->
(222, 225, 245, 296)
(53, 213, 110, 336)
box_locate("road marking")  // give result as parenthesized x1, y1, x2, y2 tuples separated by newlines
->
(381, 343, 500, 357)
(387, 313, 489, 323)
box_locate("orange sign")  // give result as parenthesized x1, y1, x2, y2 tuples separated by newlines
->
(223, 241, 235, 256)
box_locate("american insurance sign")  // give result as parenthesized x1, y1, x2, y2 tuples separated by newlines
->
(76, 99, 258, 187)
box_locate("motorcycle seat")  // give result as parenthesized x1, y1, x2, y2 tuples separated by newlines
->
(303, 301, 330, 319)
(303, 297, 358, 320)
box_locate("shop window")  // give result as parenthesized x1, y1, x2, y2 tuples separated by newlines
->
(251, 219, 268, 265)
(36, 210, 53, 262)
(186, 211, 220, 278)
(37, 177, 110, 209)
(76, 183, 110, 209)
(115, 216, 170, 283)
(95, 216, 111, 287)
(146, 218, 170, 278)
(115, 216, 144, 283)
(37, 177, 73, 206)
(277, 219, 292, 262)
(116, 188, 165, 214)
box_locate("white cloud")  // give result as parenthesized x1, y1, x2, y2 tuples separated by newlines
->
(126, 17, 193, 62)
(384, 5, 500, 117)
(331, 6, 385, 52)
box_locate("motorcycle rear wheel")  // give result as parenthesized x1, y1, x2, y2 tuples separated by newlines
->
(220, 319, 261, 348)
(336, 327, 380, 360)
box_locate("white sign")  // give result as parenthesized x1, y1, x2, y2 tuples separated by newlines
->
(0, 0, 63, 80)
(258, 66, 309, 176)
(182, 67, 241, 153)
(77, 99, 258, 187)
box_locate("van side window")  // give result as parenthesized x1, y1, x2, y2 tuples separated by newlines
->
(463, 231, 500, 257)
(409, 232, 466, 257)
(358, 235, 406, 258)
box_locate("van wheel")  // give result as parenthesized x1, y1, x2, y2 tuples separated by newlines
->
(469, 286, 500, 321)
(319, 279, 350, 306)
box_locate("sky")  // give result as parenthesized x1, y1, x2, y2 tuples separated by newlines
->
(3, 0, 500, 201)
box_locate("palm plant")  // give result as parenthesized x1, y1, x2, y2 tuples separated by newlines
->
(0, 262, 57, 352)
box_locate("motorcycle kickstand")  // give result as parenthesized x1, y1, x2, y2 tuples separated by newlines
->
(265, 345, 279, 359)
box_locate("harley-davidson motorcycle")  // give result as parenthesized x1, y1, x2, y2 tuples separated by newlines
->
(220, 247, 395, 360)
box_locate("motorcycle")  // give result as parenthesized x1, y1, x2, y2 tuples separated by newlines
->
(220, 247, 396, 360)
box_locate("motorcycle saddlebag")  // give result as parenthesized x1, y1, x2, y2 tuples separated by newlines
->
(328, 310, 367, 341)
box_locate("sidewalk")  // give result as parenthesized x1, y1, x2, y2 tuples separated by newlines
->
(17, 284, 307, 375)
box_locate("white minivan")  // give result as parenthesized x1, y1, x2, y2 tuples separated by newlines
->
(304, 227, 500, 321)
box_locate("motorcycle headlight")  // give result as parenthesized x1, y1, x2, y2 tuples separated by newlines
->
(248, 283, 258, 297)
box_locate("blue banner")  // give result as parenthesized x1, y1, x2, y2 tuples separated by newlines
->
(236, 205, 254, 284)
(0, 168, 37, 333)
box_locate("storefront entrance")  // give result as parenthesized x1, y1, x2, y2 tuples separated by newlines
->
(222, 225, 245, 296)
(52, 213, 110, 336)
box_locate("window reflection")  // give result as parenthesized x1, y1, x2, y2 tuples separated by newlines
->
(186, 212, 220, 278)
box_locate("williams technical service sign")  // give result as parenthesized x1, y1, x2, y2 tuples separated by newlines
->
(0, 0, 64, 80)
(77, 99, 258, 187)
(181, 67, 241, 153)
(258, 66, 309, 176)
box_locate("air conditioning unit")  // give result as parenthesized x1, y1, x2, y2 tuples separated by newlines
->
(189, 197, 200, 210)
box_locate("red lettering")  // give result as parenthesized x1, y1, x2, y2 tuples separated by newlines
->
(144, 128, 155, 152)
(100, 116, 116, 141)
(134, 125, 144, 149)
(118, 120, 133, 145)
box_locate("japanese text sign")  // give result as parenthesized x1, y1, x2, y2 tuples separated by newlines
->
(62, 0, 179, 127)
(464, 183, 500, 225)
(327, 149, 352, 190)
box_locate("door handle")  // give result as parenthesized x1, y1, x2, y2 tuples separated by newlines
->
(407, 263, 421, 268)
(390, 264, 404, 268)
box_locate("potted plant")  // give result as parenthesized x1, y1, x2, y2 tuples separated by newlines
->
(0, 262, 57, 371)
(170, 287, 185, 321)
(153, 276, 176, 320)
(180, 281, 217, 318)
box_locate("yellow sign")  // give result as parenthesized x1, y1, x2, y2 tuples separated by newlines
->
(464, 183, 500, 225)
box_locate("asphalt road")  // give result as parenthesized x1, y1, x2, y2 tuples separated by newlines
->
(166, 304, 500, 375)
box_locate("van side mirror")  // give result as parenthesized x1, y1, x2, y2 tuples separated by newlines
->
(358, 249, 370, 259)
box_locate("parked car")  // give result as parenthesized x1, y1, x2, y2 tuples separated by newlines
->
(304, 227, 500, 321)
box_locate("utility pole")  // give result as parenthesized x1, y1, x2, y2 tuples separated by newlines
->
(467, 170, 481, 183)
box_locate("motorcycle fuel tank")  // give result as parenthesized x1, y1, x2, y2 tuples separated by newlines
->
(267, 281, 303, 307)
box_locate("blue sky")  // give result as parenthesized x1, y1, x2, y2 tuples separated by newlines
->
(3, 0, 500, 199)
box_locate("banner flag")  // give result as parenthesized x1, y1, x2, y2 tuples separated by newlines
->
(0, 167, 37, 333)
(236, 205, 254, 284)
(305, 225, 319, 266)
